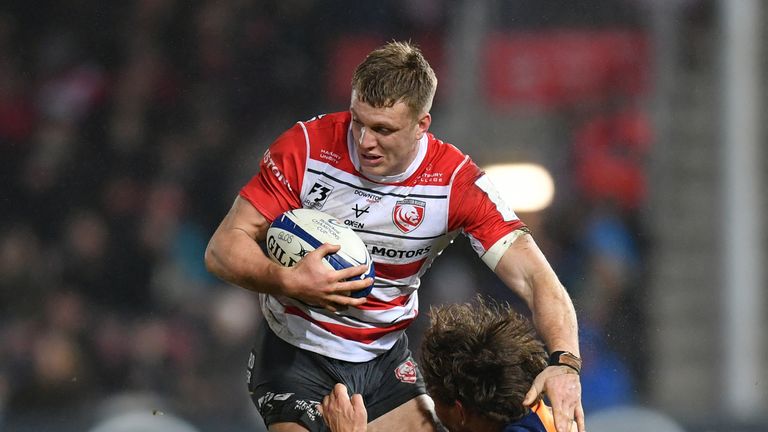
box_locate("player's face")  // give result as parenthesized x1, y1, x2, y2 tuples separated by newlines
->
(350, 92, 431, 177)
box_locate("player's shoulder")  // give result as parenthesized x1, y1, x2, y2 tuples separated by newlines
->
(425, 133, 473, 173)
(427, 133, 467, 158)
(298, 111, 351, 133)
(296, 112, 350, 149)
(295, 112, 352, 167)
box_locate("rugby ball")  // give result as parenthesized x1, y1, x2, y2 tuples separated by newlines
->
(266, 208, 375, 298)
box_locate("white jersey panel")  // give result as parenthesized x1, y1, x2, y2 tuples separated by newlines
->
(262, 159, 459, 361)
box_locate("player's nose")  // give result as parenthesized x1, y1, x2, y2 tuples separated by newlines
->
(357, 126, 377, 149)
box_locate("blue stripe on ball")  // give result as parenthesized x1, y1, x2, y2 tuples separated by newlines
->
(271, 211, 324, 249)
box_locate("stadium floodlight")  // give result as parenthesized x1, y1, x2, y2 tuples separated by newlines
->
(482, 163, 555, 213)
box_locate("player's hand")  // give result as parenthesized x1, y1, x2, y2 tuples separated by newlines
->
(282, 243, 372, 312)
(523, 366, 585, 432)
(318, 383, 367, 432)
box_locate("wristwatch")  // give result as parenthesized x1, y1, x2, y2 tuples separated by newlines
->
(548, 351, 582, 374)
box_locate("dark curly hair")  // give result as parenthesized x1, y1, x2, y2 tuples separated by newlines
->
(420, 296, 548, 424)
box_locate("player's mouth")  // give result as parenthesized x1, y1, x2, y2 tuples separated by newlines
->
(360, 153, 383, 165)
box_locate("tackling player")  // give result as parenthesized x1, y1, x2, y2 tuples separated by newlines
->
(320, 297, 577, 432)
(205, 41, 583, 432)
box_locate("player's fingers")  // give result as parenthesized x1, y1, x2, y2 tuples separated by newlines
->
(350, 393, 367, 420)
(553, 405, 572, 432)
(336, 264, 371, 279)
(522, 376, 544, 406)
(350, 393, 365, 408)
(551, 395, 579, 432)
(336, 277, 373, 294)
(324, 294, 366, 310)
(317, 401, 325, 416)
(323, 302, 341, 313)
(315, 243, 341, 257)
(575, 403, 586, 432)
(333, 383, 348, 397)
(330, 293, 369, 308)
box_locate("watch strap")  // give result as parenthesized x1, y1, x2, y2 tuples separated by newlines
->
(548, 350, 582, 374)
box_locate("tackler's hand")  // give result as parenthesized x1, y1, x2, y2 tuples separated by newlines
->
(318, 383, 368, 432)
(524, 366, 585, 432)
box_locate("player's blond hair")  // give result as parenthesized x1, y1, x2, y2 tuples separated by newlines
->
(351, 41, 437, 118)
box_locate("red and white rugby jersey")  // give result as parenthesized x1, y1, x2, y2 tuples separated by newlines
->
(240, 112, 526, 362)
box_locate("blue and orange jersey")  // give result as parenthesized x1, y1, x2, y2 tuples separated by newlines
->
(502, 399, 557, 432)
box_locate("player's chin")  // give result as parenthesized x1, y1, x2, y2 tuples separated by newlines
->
(359, 163, 387, 177)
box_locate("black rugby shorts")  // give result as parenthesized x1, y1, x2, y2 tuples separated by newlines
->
(246, 322, 426, 432)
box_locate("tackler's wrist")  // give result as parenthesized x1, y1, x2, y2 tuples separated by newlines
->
(548, 351, 582, 375)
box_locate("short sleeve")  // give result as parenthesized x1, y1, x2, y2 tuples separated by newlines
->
(449, 160, 527, 264)
(239, 124, 306, 221)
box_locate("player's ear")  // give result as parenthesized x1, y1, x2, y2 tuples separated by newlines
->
(455, 399, 467, 425)
(416, 112, 431, 138)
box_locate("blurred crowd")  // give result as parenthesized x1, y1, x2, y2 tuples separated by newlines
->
(0, 0, 651, 430)
(0, 1, 449, 429)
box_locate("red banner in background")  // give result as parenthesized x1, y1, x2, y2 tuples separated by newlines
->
(326, 35, 444, 107)
(326, 36, 381, 106)
(483, 31, 651, 109)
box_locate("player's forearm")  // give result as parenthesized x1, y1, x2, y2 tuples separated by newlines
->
(494, 234, 580, 356)
(530, 269, 580, 356)
(204, 228, 286, 296)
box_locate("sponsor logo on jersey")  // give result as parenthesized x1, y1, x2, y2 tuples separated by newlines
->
(320, 149, 341, 164)
(392, 199, 426, 233)
(417, 171, 445, 183)
(352, 203, 370, 218)
(371, 245, 431, 259)
(354, 189, 382, 203)
(344, 219, 365, 229)
(262, 150, 293, 192)
(394, 358, 418, 384)
(475, 175, 517, 221)
(304, 180, 334, 209)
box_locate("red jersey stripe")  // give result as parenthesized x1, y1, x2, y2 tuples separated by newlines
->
(375, 259, 426, 280)
(357, 294, 412, 311)
(284, 306, 414, 344)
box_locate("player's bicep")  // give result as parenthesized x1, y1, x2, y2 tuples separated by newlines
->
(217, 196, 271, 242)
(493, 233, 551, 306)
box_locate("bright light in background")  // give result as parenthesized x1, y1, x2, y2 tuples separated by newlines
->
(482, 163, 555, 212)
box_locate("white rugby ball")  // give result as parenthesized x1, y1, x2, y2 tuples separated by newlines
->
(266, 208, 375, 298)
